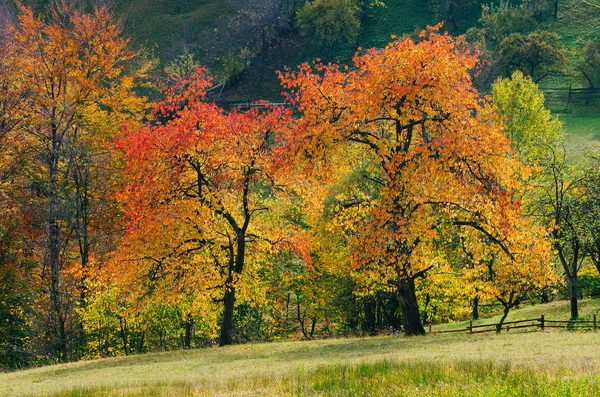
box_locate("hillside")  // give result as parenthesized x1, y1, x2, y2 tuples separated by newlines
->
(12, 1, 600, 102)
(2, 298, 600, 396)
(105, 0, 600, 153)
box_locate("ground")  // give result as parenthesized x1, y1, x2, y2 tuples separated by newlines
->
(2, 299, 600, 396)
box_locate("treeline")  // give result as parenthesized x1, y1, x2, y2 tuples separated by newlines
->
(0, 1, 600, 372)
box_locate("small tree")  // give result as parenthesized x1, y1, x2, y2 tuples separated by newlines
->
(117, 68, 297, 346)
(297, 0, 361, 54)
(499, 30, 567, 83)
(577, 38, 600, 89)
(429, 0, 476, 31)
(523, 0, 551, 20)
(492, 71, 561, 163)
(536, 147, 588, 319)
(479, 2, 535, 47)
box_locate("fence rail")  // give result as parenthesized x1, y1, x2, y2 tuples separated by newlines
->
(543, 86, 600, 113)
(213, 99, 292, 111)
(430, 314, 598, 334)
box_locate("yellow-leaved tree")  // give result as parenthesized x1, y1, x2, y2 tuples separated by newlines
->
(280, 27, 555, 335)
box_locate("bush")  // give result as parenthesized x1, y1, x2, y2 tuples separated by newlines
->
(297, 0, 361, 52)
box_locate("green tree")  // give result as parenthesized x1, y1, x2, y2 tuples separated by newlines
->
(429, 0, 476, 31)
(478, 2, 535, 47)
(524, 0, 551, 20)
(577, 38, 600, 89)
(536, 148, 587, 319)
(499, 30, 567, 83)
(492, 71, 561, 163)
(297, 0, 360, 53)
(580, 154, 600, 278)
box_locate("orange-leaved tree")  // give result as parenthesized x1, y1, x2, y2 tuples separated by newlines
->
(117, 68, 296, 346)
(280, 27, 553, 335)
(5, 4, 147, 359)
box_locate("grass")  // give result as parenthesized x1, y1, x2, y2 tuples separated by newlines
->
(560, 114, 600, 156)
(3, 299, 600, 396)
(540, 0, 600, 49)
(33, 361, 600, 396)
(433, 297, 600, 332)
(120, 0, 228, 65)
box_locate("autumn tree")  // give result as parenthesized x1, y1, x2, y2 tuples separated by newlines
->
(3, 3, 146, 360)
(280, 28, 552, 335)
(117, 68, 296, 346)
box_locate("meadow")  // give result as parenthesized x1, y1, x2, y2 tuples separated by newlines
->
(2, 299, 600, 397)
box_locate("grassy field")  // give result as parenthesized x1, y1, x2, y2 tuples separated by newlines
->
(561, 114, 600, 156)
(434, 297, 600, 331)
(2, 299, 600, 396)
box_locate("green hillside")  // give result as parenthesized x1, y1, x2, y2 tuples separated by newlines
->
(2, 298, 600, 397)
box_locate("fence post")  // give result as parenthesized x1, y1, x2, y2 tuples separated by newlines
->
(429, 324, 432, 334)
(594, 314, 597, 332)
(469, 320, 473, 334)
(540, 314, 545, 331)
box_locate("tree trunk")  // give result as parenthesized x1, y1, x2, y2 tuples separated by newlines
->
(48, 122, 67, 361)
(570, 276, 579, 319)
(135, 330, 145, 354)
(219, 280, 236, 346)
(364, 297, 376, 335)
(396, 277, 425, 335)
(496, 305, 511, 332)
(472, 296, 480, 320)
(259, 27, 266, 83)
(184, 318, 193, 349)
(119, 317, 128, 355)
(219, 231, 246, 346)
(448, 1, 458, 30)
(297, 300, 308, 339)
(309, 317, 317, 338)
(554, 0, 558, 20)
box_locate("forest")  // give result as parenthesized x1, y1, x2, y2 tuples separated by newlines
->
(1, 0, 600, 372)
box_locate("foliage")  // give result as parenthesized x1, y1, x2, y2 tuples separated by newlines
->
(280, 27, 553, 335)
(498, 30, 568, 83)
(0, 3, 148, 362)
(478, 1, 535, 46)
(428, 0, 476, 30)
(223, 0, 297, 82)
(0, 207, 35, 371)
(0, 0, 589, 369)
(577, 38, 600, 89)
(493, 71, 562, 163)
(523, 0, 552, 20)
(116, 67, 298, 346)
(578, 267, 600, 298)
(297, 0, 361, 51)
(535, 146, 587, 319)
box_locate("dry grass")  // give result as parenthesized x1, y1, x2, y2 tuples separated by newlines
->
(2, 325, 600, 396)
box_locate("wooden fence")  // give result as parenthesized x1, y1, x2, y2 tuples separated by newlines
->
(214, 99, 292, 111)
(544, 86, 600, 113)
(431, 314, 598, 334)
